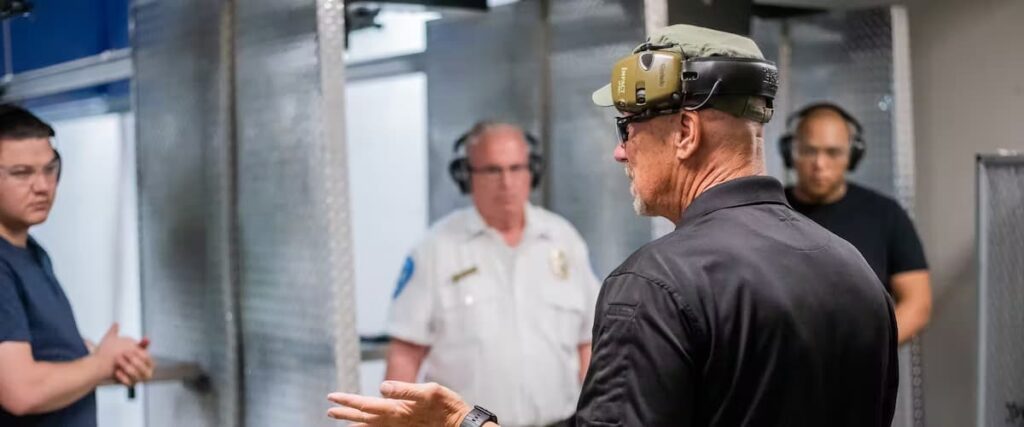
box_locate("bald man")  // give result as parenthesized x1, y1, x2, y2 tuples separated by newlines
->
(783, 103, 932, 344)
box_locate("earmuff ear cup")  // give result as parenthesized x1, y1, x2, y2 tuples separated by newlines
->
(449, 132, 472, 194)
(528, 153, 544, 190)
(778, 134, 794, 169)
(449, 157, 471, 194)
(847, 137, 865, 171)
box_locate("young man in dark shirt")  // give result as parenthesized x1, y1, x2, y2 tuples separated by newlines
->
(782, 103, 932, 344)
(0, 105, 154, 426)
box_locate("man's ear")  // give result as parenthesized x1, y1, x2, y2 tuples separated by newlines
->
(675, 110, 701, 161)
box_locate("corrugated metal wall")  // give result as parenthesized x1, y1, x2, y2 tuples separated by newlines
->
(134, 0, 358, 425)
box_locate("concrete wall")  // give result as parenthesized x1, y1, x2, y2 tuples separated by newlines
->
(907, 0, 1024, 425)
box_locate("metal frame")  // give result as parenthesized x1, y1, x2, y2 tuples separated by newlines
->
(976, 151, 1024, 427)
(0, 48, 132, 102)
(317, 0, 362, 395)
(889, 6, 926, 427)
(346, 52, 424, 82)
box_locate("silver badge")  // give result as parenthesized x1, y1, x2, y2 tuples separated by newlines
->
(550, 249, 569, 281)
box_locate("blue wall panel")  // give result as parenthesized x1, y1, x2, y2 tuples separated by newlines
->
(5, 0, 129, 73)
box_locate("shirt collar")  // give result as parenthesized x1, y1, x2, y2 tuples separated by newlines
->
(464, 203, 551, 241)
(679, 175, 790, 226)
(0, 234, 36, 253)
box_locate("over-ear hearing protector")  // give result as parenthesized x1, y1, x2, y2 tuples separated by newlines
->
(778, 102, 866, 171)
(448, 125, 544, 195)
(604, 43, 778, 123)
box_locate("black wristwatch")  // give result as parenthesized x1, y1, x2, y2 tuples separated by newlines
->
(460, 405, 498, 427)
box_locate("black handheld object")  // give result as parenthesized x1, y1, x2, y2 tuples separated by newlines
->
(127, 337, 150, 400)
(448, 127, 544, 194)
(778, 102, 866, 171)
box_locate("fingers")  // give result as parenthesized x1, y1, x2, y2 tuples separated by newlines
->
(326, 406, 378, 424)
(117, 355, 143, 381)
(379, 381, 433, 401)
(102, 323, 120, 341)
(121, 351, 154, 381)
(381, 381, 453, 404)
(327, 393, 399, 415)
(114, 369, 133, 386)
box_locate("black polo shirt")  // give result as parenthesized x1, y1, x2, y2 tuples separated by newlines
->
(0, 236, 96, 427)
(575, 176, 898, 427)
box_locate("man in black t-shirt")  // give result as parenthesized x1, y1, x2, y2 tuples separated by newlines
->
(781, 103, 932, 344)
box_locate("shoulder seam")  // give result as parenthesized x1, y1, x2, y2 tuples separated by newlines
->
(606, 270, 707, 340)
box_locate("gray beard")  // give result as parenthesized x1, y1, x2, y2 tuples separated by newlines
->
(625, 166, 654, 216)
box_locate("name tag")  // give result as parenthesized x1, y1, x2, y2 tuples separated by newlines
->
(451, 266, 479, 284)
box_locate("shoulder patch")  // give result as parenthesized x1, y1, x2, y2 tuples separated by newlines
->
(393, 256, 415, 299)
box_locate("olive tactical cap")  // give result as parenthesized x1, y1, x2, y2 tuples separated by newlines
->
(592, 24, 776, 123)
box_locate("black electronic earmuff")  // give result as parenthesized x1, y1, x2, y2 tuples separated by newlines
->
(448, 126, 544, 195)
(778, 102, 866, 171)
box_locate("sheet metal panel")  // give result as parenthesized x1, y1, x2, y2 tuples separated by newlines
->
(133, 1, 239, 426)
(233, 0, 358, 425)
(547, 0, 650, 277)
(976, 154, 1024, 427)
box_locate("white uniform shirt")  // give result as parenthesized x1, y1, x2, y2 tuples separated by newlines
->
(387, 204, 601, 427)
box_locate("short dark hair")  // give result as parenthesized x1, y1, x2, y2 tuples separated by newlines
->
(0, 104, 55, 141)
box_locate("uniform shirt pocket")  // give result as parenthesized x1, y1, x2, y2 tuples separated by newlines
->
(540, 283, 586, 347)
(437, 273, 501, 346)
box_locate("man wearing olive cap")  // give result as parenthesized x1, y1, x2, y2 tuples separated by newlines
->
(326, 24, 898, 427)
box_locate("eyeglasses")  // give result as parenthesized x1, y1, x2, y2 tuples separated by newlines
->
(469, 163, 531, 179)
(0, 159, 61, 186)
(792, 144, 850, 162)
(615, 109, 679, 145)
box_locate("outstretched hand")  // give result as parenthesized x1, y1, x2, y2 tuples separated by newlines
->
(327, 381, 473, 427)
